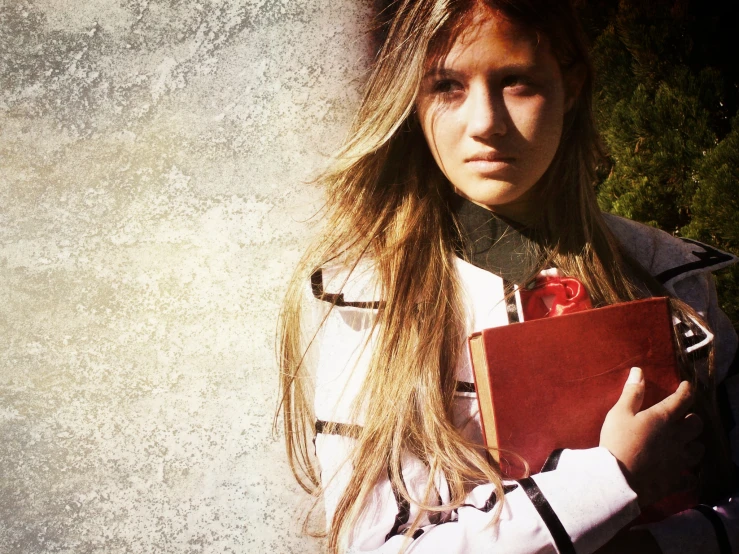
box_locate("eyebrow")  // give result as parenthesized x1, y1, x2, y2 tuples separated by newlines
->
(423, 62, 541, 80)
(422, 67, 464, 81)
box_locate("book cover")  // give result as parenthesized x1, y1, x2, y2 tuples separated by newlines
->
(468, 296, 681, 476)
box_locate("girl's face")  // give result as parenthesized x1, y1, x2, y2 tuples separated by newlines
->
(416, 7, 578, 222)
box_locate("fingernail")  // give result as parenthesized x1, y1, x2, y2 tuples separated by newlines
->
(627, 367, 643, 384)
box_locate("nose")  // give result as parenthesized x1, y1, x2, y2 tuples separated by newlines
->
(466, 84, 507, 139)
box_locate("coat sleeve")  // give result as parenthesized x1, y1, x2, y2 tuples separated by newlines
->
(638, 272, 739, 554)
(311, 290, 640, 554)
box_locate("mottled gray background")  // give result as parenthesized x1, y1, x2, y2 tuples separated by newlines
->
(0, 1, 373, 552)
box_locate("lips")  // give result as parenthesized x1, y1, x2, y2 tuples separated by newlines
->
(465, 152, 515, 175)
(465, 152, 514, 163)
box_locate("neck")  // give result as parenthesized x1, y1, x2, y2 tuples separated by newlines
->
(453, 192, 538, 228)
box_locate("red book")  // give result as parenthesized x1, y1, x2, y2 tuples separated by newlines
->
(468, 297, 694, 519)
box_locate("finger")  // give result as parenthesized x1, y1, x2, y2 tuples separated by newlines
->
(649, 380, 693, 422)
(683, 441, 705, 467)
(615, 367, 645, 415)
(679, 413, 704, 440)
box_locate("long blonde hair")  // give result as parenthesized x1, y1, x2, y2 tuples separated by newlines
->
(277, 0, 731, 551)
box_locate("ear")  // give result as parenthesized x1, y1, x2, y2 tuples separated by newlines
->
(563, 63, 586, 113)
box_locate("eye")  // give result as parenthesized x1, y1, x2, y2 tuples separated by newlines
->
(501, 75, 534, 91)
(432, 79, 463, 95)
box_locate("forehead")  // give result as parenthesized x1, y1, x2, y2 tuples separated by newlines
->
(427, 6, 547, 71)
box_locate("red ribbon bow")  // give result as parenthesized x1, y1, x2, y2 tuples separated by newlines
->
(519, 275, 593, 321)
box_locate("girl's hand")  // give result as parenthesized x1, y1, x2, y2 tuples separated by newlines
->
(599, 367, 704, 508)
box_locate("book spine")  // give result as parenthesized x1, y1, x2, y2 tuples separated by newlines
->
(468, 334, 500, 464)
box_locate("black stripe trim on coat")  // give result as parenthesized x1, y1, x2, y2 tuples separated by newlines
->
(655, 239, 734, 284)
(517, 477, 576, 554)
(676, 321, 708, 348)
(482, 483, 519, 512)
(540, 449, 564, 473)
(693, 505, 732, 554)
(456, 484, 519, 515)
(455, 381, 476, 394)
(385, 464, 411, 541)
(310, 269, 382, 309)
(688, 346, 711, 362)
(315, 420, 362, 439)
(682, 333, 705, 348)
(675, 320, 710, 361)
(503, 280, 520, 324)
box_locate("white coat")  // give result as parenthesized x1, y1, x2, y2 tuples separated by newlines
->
(307, 214, 739, 554)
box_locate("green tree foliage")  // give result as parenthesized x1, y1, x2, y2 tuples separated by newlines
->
(579, 0, 739, 327)
(683, 115, 739, 324)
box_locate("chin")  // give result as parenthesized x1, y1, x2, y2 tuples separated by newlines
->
(461, 183, 522, 208)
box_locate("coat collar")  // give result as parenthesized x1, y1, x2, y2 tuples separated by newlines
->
(603, 214, 737, 288)
(452, 198, 538, 284)
(311, 214, 737, 305)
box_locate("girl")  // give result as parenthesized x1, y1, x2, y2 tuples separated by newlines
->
(278, 0, 739, 552)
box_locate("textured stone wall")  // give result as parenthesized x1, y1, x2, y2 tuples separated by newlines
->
(0, 1, 373, 552)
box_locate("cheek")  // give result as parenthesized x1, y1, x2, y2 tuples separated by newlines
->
(511, 97, 560, 140)
(539, 111, 565, 163)
(419, 108, 454, 164)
